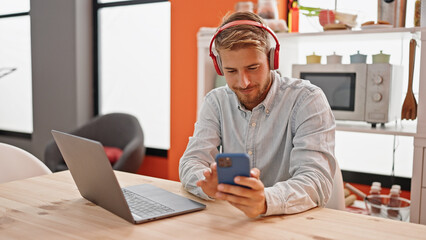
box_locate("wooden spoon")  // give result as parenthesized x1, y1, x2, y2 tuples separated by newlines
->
(401, 39, 418, 120)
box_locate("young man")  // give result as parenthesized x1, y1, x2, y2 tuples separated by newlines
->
(179, 11, 336, 218)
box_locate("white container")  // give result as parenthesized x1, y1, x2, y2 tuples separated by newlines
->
(326, 52, 342, 64)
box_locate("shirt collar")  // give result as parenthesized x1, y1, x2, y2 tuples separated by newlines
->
(260, 71, 279, 114)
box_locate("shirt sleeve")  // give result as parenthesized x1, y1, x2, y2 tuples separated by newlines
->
(179, 94, 222, 200)
(264, 88, 336, 215)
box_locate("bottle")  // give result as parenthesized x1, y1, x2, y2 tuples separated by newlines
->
(387, 186, 401, 219)
(369, 184, 381, 214)
(391, 184, 401, 192)
(288, 0, 299, 32)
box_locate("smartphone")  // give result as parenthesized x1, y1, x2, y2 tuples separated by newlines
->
(215, 153, 250, 187)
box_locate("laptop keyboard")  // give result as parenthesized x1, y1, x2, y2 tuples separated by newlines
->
(122, 188, 175, 218)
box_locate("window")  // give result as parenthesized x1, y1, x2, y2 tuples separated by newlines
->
(95, 0, 171, 151)
(0, 1, 32, 136)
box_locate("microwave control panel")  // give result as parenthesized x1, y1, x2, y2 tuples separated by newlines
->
(365, 64, 403, 123)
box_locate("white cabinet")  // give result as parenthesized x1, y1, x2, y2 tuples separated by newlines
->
(197, 27, 426, 224)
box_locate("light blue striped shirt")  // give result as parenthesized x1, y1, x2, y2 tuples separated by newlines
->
(179, 71, 336, 215)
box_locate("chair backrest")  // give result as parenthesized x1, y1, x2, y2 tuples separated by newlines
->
(44, 113, 145, 173)
(0, 143, 52, 184)
(73, 113, 143, 148)
(325, 161, 345, 211)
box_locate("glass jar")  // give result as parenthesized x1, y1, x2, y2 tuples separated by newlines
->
(235, 1, 254, 13)
(257, 0, 279, 20)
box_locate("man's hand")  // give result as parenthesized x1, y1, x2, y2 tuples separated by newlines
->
(196, 163, 219, 198)
(215, 168, 267, 218)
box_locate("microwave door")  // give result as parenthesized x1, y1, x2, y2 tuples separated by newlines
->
(296, 65, 367, 122)
(301, 72, 355, 111)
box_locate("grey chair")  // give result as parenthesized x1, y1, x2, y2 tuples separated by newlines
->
(44, 113, 145, 173)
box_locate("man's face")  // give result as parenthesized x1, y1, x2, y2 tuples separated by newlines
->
(220, 47, 272, 110)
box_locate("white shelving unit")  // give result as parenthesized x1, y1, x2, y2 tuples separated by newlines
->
(197, 27, 426, 224)
(336, 120, 418, 137)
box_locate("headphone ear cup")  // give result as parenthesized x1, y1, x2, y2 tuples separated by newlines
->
(274, 47, 280, 70)
(269, 47, 276, 70)
(215, 55, 224, 76)
(268, 47, 280, 70)
(211, 53, 224, 76)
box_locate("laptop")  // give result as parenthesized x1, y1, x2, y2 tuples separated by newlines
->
(51, 130, 205, 224)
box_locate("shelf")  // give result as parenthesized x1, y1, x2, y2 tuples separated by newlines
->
(336, 120, 417, 137)
(276, 26, 426, 38)
(198, 26, 426, 42)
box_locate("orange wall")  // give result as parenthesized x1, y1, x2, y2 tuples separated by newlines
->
(139, 0, 289, 181)
(168, 0, 243, 181)
(137, 155, 169, 179)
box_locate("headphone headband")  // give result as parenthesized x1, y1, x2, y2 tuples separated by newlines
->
(209, 20, 281, 75)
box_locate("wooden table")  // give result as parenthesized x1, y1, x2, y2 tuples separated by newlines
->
(1, 171, 426, 239)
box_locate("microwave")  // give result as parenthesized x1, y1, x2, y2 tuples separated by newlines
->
(292, 64, 403, 126)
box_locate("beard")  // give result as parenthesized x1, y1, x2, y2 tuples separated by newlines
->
(233, 77, 272, 110)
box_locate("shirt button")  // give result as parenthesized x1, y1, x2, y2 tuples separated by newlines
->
(251, 122, 256, 127)
(248, 150, 253, 156)
(265, 109, 270, 114)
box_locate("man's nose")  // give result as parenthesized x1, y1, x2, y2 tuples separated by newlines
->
(239, 71, 250, 89)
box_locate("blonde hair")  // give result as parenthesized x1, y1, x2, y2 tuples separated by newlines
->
(214, 12, 271, 55)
